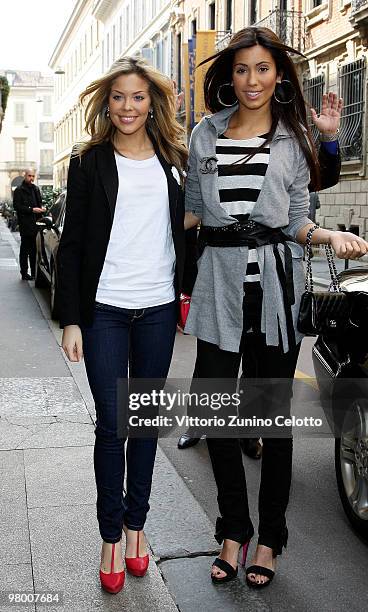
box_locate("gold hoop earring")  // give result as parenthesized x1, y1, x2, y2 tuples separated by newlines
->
(273, 80, 296, 104)
(217, 83, 238, 108)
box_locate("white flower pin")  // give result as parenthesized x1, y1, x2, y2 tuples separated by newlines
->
(171, 166, 181, 185)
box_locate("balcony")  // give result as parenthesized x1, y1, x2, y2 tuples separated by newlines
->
(5, 161, 37, 173)
(255, 9, 304, 53)
(350, 0, 368, 46)
(216, 30, 232, 52)
(92, 0, 115, 22)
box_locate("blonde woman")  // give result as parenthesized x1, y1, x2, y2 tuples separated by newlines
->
(58, 57, 187, 594)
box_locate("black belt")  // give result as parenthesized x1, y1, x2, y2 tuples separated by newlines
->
(199, 222, 296, 350)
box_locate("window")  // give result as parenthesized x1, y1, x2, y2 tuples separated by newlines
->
(90, 24, 93, 54)
(40, 122, 54, 143)
(154, 39, 163, 72)
(14, 138, 26, 162)
(303, 73, 325, 142)
(107, 33, 110, 67)
(125, 6, 130, 46)
(225, 0, 232, 30)
(250, 0, 258, 25)
(112, 24, 116, 60)
(162, 34, 169, 77)
(14, 103, 24, 123)
(306, 0, 324, 10)
(96, 20, 100, 46)
(134, 0, 138, 35)
(43, 95, 52, 116)
(40, 150, 53, 173)
(48, 194, 65, 225)
(102, 40, 105, 72)
(338, 58, 366, 160)
(191, 19, 197, 37)
(119, 15, 123, 53)
(177, 33, 182, 92)
(209, 2, 216, 30)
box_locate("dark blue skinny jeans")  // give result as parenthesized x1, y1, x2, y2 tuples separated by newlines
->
(82, 300, 177, 543)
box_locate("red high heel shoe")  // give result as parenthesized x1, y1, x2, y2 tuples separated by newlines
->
(99, 542, 125, 594)
(125, 530, 149, 577)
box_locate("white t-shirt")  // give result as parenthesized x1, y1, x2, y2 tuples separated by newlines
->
(96, 153, 175, 308)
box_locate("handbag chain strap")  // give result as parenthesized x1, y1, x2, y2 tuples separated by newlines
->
(305, 224, 342, 293)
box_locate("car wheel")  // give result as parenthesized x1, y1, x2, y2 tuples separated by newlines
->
(50, 263, 60, 320)
(335, 398, 368, 540)
(34, 250, 48, 288)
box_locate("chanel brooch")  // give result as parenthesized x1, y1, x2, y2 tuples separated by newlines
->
(199, 156, 218, 174)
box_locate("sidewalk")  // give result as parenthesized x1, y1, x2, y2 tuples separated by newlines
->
(0, 218, 184, 612)
(2, 217, 367, 612)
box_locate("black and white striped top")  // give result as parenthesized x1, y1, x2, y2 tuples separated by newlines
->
(216, 134, 270, 283)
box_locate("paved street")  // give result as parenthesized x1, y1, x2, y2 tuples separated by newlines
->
(1, 217, 368, 612)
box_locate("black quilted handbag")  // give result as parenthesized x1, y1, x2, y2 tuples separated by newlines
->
(297, 233, 351, 337)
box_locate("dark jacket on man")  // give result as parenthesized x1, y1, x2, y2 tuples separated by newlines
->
(13, 181, 43, 236)
(57, 140, 185, 328)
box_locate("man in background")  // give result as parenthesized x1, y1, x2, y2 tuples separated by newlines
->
(13, 169, 45, 280)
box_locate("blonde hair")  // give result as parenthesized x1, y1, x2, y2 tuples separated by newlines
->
(75, 56, 188, 172)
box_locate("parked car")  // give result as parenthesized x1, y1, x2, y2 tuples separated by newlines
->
(312, 266, 368, 540)
(1, 201, 18, 231)
(35, 191, 66, 319)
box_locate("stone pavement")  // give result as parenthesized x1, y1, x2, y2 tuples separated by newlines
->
(2, 216, 368, 612)
(0, 218, 184, 612)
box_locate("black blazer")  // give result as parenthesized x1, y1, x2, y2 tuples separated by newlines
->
(57, 140, 185, 328)
(314, 142, 341, 192)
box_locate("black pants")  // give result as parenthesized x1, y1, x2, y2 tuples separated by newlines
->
(192, 283, 300, 555)
(19, 234, 36, 277)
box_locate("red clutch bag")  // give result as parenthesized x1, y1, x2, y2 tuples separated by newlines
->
(178, 293, 191, 331)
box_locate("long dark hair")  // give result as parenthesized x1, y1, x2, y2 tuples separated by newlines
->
(199, 27, 320, 189)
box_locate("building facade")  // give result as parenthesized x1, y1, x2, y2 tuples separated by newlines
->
(49, 0, 176, 189)
(0, 70, 54, 201)
(177, 0, 367, 237)
(49, 1, 368, 237)
(301, 0, 368, 238)
(49, 0, 102, 190)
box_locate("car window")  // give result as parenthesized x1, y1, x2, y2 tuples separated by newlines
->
(48, 194, 65, 224)
(57, 202, 66, 232)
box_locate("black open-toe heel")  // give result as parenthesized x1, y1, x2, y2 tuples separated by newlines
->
(245, 532, 287, 590)
(211, 540, 250, 584)
(245, 564, 275, 589)
(211, 558, 238, 584)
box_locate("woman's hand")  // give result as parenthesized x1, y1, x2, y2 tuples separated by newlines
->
(62, 325, 83, 362)
(329, 231, 368, 260)
(184, 211, 200, 230)
(310, 92, 343, 135)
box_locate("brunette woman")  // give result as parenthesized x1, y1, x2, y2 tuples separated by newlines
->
(184, 27, 368, 588)
(58, 56, 187, 594)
